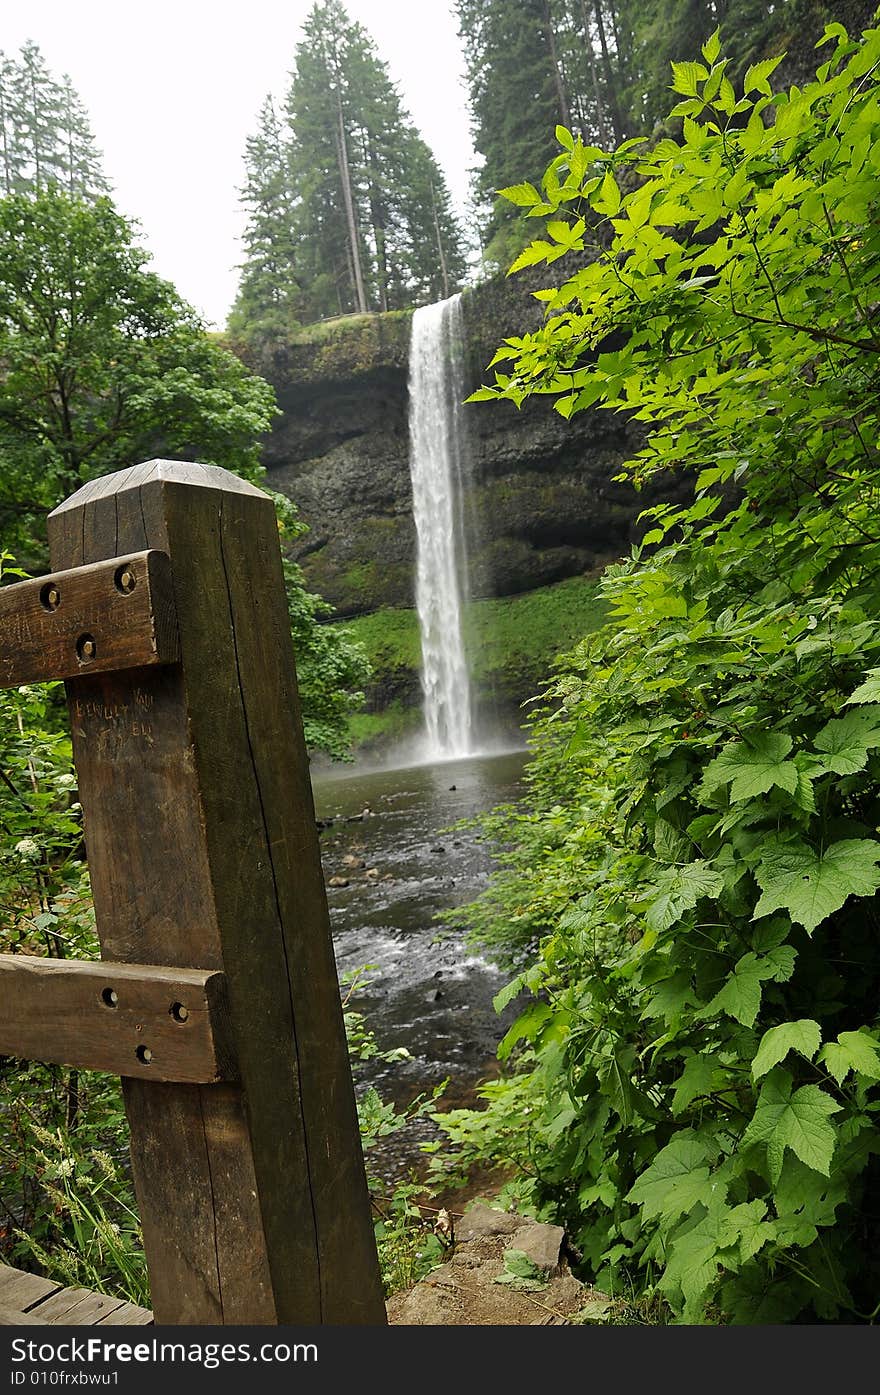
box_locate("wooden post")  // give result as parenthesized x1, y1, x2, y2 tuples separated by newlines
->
(45, 460, 386, 1326)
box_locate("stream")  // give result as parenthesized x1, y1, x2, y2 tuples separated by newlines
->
(311, 747, 528, 1181)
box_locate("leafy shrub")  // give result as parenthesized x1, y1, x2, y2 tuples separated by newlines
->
(438, 20, 880, 1323)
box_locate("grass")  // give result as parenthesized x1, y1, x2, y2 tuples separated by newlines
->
(336, 573, 608, 751)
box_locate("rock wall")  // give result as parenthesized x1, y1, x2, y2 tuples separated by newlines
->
(253, 274, 682, 619)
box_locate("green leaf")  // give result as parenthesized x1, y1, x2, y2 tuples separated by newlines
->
(701, 30, 721, 65)
(813, 707, 880, 775)
(626, 1132, 717, 1221)
(701, 948, 794, 1027)
(594, 168, 621, 216)
(670, 60, 708, 96)
(506, 240, 555, 275)
(497, 181, 543, 208)
(659, 1204, 731, 1315)
(752, 1020, 821, 1079)
(497, 1001, 553, 1061)
(743, 1070, 839, 1184)
(744, 55, 783, 95)
(493, 974, 526, 1014)
(753, 838, 880, 933)
(645, 860, 724, 932)
(494, 1249, 548, 1290)
(819, 1029, 880, 1085)
(846, 668, 880, 705)
(671, 1054, 727, 1114)
(700, 733, 799, 802)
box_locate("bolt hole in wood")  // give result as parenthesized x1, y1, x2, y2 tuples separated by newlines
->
(39, 582, 61, 611)
(101, 987, 118, 1008)
(114, 565, 137, 594)
(135, 1045, 152, 1065)
(75, 633, 97, 664)
(169, 1002, 189, 1023)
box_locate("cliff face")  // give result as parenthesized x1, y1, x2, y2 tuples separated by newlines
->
(254, 279, 681, 619)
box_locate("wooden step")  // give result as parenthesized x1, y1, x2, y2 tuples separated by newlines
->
(0, 1263, 153, 1325)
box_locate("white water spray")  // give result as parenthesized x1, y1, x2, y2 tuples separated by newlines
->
(407, 293, 475, 759)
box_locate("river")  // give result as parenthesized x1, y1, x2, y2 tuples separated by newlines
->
(311, 747, 528, 1180)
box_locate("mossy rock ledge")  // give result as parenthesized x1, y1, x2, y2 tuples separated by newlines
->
(252, 272, 689, 619)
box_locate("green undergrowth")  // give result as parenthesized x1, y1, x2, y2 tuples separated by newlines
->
(338, 573, 607, 751)
(426, 22, 880, 1325)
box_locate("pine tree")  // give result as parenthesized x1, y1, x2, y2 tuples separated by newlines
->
(229, 97, 302, 342)
(58, 74, 109, 197)
(14, 40, 66, 192)
(455, 0, 565, 257)
(232, 0, 466, 336)
(0, 42, 108, 200)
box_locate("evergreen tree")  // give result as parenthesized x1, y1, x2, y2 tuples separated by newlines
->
(0, 42, 108, 200)
(232, 0, 466, 337)
(58, 74, 109, 197)
(456, 0, 878, 258)
(455, 0, 564, 258)
(229, 97, 301, 341)
(14, 40, 66, 192)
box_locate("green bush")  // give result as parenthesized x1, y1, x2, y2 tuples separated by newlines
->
(437, 20, 880, 1323)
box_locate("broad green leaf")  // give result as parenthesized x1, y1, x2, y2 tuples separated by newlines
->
(813, 707, 880, 775)
(700, 948, 793, 1027)
(752, 1019, 821, 1079)
(642, 970, 698, 1021)
(700, 733, 799, 802)
(670, 60, 708, 96)
(493, 974, 526, 1014)
(506, 240, 555, 274)
(744, 55, 783, 95)
(819, 1029, 880, 1085)
(753, 838, 880, 933)
(495, 1249, 548, 1291)
(498, 181, 543, 208)
(701, 29, 721, 64)
(645, 860, 724, 932)
(497, 1001, 553, 1061)
(743, 1070, 839, 1184)
(847, 668, 880, 705)
(671, 1054, 726, 1114)
(594, 168, 621, 216)
(626, 1132, 717, 1221)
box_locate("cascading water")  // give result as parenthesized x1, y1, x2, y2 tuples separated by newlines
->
(407, 293, 475, 759)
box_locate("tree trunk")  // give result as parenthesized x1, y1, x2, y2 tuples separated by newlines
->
(335, 91, 367, 314)
(594, 1, 626, 144)
(578, 0, 610, 147)
(430, 180, 450, 301)
(542, 0, 572, 128)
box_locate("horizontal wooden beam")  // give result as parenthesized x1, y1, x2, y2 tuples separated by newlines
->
(0, 956, 236, 1083)
(0, 551, 178, 688)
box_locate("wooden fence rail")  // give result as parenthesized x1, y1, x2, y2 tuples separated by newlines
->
(0, 460, 386, 1325)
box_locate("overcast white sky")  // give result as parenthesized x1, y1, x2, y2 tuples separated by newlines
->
(2, 1, 478, 327)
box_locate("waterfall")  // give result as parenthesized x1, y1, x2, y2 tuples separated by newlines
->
(407, 293, 475, 759)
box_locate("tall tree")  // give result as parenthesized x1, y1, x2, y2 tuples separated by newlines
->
(0, 41, 108, 200)
(455, 0, 564, 258)
(229, 97, 302, 342)
(0, 188, 368, 757)
(58, 74, 109, 198)
(0, 192, 274, 550)
(232, 0, 466, 338)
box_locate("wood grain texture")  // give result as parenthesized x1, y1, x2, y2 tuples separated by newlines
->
(46, 460, 385, 1326)
(0, 551, 178, 688)
(0, 1265, 62, 1309)
(0, 1265, 154, 1326)
(0, 956, 236, 1083)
